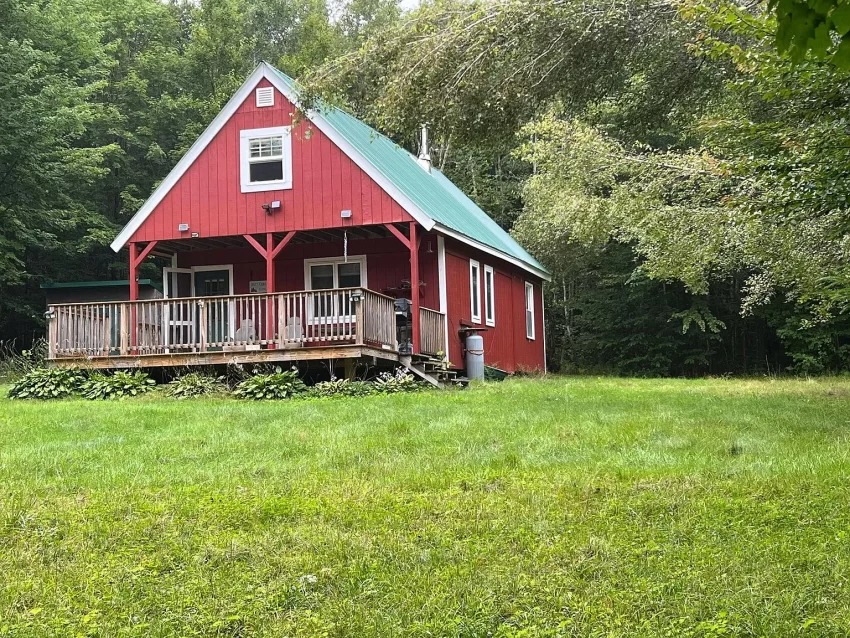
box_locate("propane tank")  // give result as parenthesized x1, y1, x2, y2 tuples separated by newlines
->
(465, 333, 485, 381)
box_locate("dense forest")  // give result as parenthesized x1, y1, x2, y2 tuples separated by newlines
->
(3, 0, 850, 375)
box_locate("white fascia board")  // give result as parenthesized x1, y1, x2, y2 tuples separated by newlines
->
(433, 223, 552, 281)
(111, 64, 270, 252)
(262, 65, 435, 232)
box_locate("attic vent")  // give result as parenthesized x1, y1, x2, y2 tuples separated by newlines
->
(255, 87, 274, 108)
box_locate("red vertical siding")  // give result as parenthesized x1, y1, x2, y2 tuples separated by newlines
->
(131, 78, 412, 242)
(443, 238, 545, 373)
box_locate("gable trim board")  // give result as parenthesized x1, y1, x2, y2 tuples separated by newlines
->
(111, 62, 549, 281)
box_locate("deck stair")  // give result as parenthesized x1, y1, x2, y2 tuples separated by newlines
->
(401, 355, 468, 389)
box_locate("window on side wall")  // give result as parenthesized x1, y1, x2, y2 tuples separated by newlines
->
(240, 126, 292, 193)
(525, 281, 535, 340)
(469, 259, 481, 323)
(484, 265, 495, 327)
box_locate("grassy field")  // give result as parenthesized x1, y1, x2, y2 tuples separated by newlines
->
(1, 377, 850, 636)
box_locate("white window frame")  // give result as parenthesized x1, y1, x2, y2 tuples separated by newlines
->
(469, 259, 481, 324)
(484, 264, 495, 327)
(525, 281, 535, 340)
(240, 126, 292, 193)
(303, 255, 368, 324)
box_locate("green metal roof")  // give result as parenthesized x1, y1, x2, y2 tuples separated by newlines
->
(270, 67, 547, 275)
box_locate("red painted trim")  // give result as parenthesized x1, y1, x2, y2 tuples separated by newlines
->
(243, 234, 267, 258)
(129, 243, 139, 301)
(133, 240, 158, 268)
(384, 223, 410, 250)
(270, 231, 297, 259)
(410, 222, 421, 353)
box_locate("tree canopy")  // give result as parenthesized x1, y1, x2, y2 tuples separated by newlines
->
(4, 0, 850, 374)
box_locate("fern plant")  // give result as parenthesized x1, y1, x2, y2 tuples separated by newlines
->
(81, 371, 156, 400)
(166, 372, 226, 399)
(234, 367, 307, 400)
(8, 367, 87, 400)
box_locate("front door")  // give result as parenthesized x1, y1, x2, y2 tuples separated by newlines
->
(194, 268, 232, 346)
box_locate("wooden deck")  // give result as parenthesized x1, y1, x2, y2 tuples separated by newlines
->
(46, 288, 446, 369)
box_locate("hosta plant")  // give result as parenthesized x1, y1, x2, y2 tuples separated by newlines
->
(166, 372, 227, 399)
(7, 367, 87, 400)
(373, 368, 423, 394)
(234, 367, 307, 400)
(81, 371, 156, 400)
(308, 377, 375, 398)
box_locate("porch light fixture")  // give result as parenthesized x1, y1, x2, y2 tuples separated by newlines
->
(178, 223, 190, 232)
(340, 209, 352, 219)
(262, 200, 281, 215)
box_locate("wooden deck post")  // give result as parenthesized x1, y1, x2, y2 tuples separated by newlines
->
(266, 233, 275, 343)
(409, 222, 421, 354)
(129, 242, 138, 350)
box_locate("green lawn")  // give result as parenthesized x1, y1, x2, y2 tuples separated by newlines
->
(2, 377, 850, 636)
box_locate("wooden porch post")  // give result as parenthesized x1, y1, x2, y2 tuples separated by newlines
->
(129, 242, 138, 349)
(243, 232, 298, 345)
(129, 242, 139, 301)
(409, 222, 421, 354)
(265, 233, 275, 343)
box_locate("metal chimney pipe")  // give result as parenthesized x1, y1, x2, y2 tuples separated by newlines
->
(417, 124, 432, 173)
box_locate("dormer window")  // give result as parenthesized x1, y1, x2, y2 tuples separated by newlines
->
(240, 126, 292, 193)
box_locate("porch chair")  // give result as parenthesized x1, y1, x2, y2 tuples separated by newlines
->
(283, 315, 304, 348)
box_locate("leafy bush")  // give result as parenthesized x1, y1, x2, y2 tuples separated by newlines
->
(166, 372, 227, 399)
(373, 368, 423, 394)
(308, 377, 375, 399)
(7, 366, 87, 400)
(234, 367, 307, 400)
(81, 371, 156, 400)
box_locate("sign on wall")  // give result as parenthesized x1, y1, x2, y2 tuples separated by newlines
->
(249, 280, 267, 293)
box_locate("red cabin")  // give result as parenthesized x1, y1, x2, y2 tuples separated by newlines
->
(47, 63, 549, 381)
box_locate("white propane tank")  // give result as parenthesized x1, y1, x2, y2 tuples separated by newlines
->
(465, 333, 485, 381)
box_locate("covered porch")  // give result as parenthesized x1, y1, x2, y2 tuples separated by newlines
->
(47, 223, 448, 368)
(47, 288, 446, 368)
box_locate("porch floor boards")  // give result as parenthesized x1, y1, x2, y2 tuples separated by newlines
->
(48, 344, 399, 370)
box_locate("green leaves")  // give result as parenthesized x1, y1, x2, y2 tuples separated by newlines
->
(81, 371, 156, 400)
(8, 367, 87, 400)
(234, 367, 308, 400)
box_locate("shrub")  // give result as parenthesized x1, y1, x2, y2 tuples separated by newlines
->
(8, 367, 87, 400)
(308, 377, 375, 399)
(0, 338, 48, 381)
(234, 367, 307, 400)
(166, 372, 226, 399)
(373, 368, 423, 394)
(81, 370, 156, 400)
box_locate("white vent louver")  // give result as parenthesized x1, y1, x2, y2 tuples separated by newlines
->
(255, 87, 274, 108)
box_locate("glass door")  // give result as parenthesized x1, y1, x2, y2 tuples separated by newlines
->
(194, 268, 232, 346)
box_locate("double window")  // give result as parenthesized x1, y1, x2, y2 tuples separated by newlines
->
(240, 126, 292, 192)
(305, 256, 366, 322)
(470, 260, 496, 326)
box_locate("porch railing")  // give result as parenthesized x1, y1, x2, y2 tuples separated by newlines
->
(419, 307, 446, 357)
(47, 288, 408, 359)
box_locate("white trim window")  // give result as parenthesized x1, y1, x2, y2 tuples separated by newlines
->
(525, 281, 535, 340)
(484, 265, 495, 327)
(240, 126, 293, 192)
(469, 259, 481, 323)
(304, 256, 367, 323)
